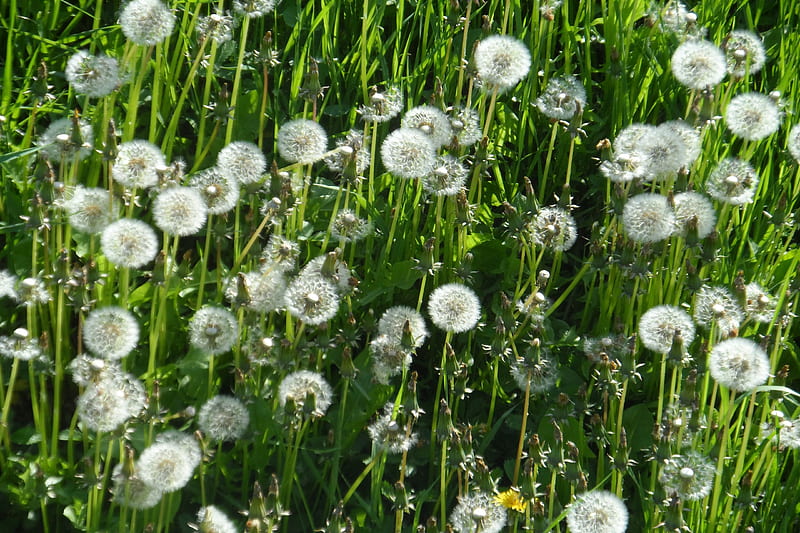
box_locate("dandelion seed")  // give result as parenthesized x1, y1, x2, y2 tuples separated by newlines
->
(65, 50, 120, 98)
(189, 166, 240, 214)
(693, 285, 744, 336)
(277, 119, 328, 164)
(474, 35, 531, 92)
(724, 30, 766, 78)
(565, 490, 628, 533)
(67, 353, 107, 387)
(370, 334, 413, 385)
(448, 106, 482, 147)
(743, 282, 776, 324)
(198, 395, 250, 442)
(378, 305, 429, 348)
(536, 75, 586, 120)
(152, 186, 208, 236)
(672, 191, 716, 239)
(101, 219, 159, 268)
(725, 92, 781, 141)
(705, 157, 759, 205)
(330, 209, 373, 242)
(83, 306, 139, 360)
(38, 117, 93, 162)
(709, 337, 770, 392)
(283, 275, 340, 325)
(119, 0, 176, 46)
(62, 186, 114, 234)
(422, 155, 468, 196)
(358, 86, 404, 123)
(671, 39, 727, 89)
(137, 437, 199, 492)
(196, 12, 234, 44)
(111, 463, 162, 510)
(216, 141, 266, 185)
(77, 366, 147, 432)
(638, 305, 696, 354)
(381, 128, 437, 179)
(113, 140, 167, 189)
(189, 306, 238, 355)
(428, 283, 481, 333)
(529, 205, 578, 251)
(196, 505, 238, 533)
(233, 0, 278, 18)
(449, 492, 507, 533)
(367, 403, 418, 454)
(278, 370, 333, 417)
(659, 450, 715, 500)
(622, 193, 675, 244)
(402, 105, 453, 149)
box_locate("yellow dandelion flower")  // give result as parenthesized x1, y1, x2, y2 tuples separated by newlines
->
(494, 488, 528, 513)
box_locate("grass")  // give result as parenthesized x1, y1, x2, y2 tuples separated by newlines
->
(1, 0, 799, 531)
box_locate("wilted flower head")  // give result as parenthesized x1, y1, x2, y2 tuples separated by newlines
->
(449, 491, 507, 533)
(402, 105, 453, 149)
(62, 186, 114, 234)
(708, 337, 770, 392)
(198, 395, 250, 442)
(38, 117, 93, 161)
(196, 12, 234, 44)
(359, 86, 404, 123)
(196, 505, 238, 533)
(113, 140, 166, 189)
(152, 186, 208, 236)
(529, 205, 578, 251)
(725, 92, 781, 141)
(137, 434, 200, 492)
(622, 193, 675, 244)
(428, 283, 481, 333)
(189, 166, 240, 214)
(565, 490, 628, 533)
(672, 191, 716, 239)
(671, 39, 727, 89)
(659, 450, 715, 500)
(724, 30, 766, 78)
(77, 365, 147, 432)
(233, 0, 278, 18)
(422, 155, 468, 196)
(217, 141, 266, 185)
(119, 0, 175, 46)
(83, 306, 139, 360)
(278, 370, 333, 417)
(693, 285, 744, 336)
(474, 35, 531, 92)
(101, 219, 159, 268)
(330, 209, 373, 242)
(284, 274, 341, 325)
(65, 50, 120, 97)
(368, 403, 418, 454)
(378, 305, 429, 348)
(189, 306, 238, 354)
(536, 75, 586, 120)
(448, 106, 482, 147)
(638, 305, 695, 354)
(381, 128, 437, 179)
(744, 282, 776, 324)
(705, 157, 759, 205)
(277, 119, 328, 164)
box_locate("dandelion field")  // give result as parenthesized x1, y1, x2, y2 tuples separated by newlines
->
(1, 0, 800, 531)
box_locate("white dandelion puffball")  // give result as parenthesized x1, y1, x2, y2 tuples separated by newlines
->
(196, 506, 238, 533)
(189, 306, 239, 355)
(83, 306, 140, 360)
(402, 105, 454, 149)
(725, 92, 781, 141)
(428, 283, 481, 333)
(277, 119, 328, 164)
(198, 395, 250, 442)
(283, 275, 341, 325)
(536, 75, 587, 120)
(566, 490, 629, 533)
(278, 370, 333, 416)
(474, 34, 531, 92)
(672, 191, 717, 239)
(529, 205, 578, 251)
(709, 337, 770, 392)
(100, 219, 159, 268)
(378, 305, 429, 348)
(659, 450, 715, 501)
(671, 39, 727, 89)
(449, 491, 507, 533)
(63, 186, 114, 234)
(724, 30, 766, 78)
(112, 140, 166, 189)
(788, 123, 800, 162)
(622, 193, 675, 244)
(137, 440, 198, 493)
(189, 166, 240, 214)
(638, 305, 695, 354)
(381, 128, 437, 179)
(152, 186, 208, 236)
(217, 141, 267, 184)
(65, 50, 120, 98)
(705, 157, 759, 205)
(119, 0, 176, 46)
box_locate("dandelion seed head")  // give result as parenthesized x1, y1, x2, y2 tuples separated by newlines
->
(638, 305, 696, 354)
(38, 117, 94, 162)
(378, 305, 429, 348)
(622, 193, 675, 244)
(787, 123, 800, 163)
(198, 395, 249, 442)
(450, 492, 507, 533)
(196, 12, 234, 44)
(278, 370, 333, 416)
(368, 403, 418, 454)
(0, 270, 18, 300)
(233, 0, 278, 18)
(65, 50, 120, 98)
(449, 106, 482, 147)
(510, 354, 558, 394)
(261, 235, 300, 273)
(744, 282, 776, 324)
(422, 155, 468, 196)
(370, 334, 413, 384)
(709, 337, 770, 392)
(119, 0, 176, 46)
(565, 490, 628, 533)
(62, 186, 114, 234)
(661, 120, 702, 170)
(137, 438, 199, 492)
(672, 191, 716, 238)
(724, 30, 766, 78)
(284, 275, 340, 325)
(299, 255, 353, 294)
(17, 277, 52, 307)
(428, 283, 481, 333)
(277, 119, 328, 164)
(693, 285, 744, 336)
(196, 505, 238, 533)
(705, 157, 758, 205)
(529, 206, 578, 251)
(152, 186, 207, 236)
(224, 270, 287, 313)
(659, 450, 715, 500)
(189, 167, 240, 214)
(725, 92, 781, 141)
(0, 332, 43, 362)
(536, 75, 586, 120)
(217, 141, 266, 185)
(189, 306, 238, 354)
(101, 219, 159, 268)
(77, 367, 146, 432)
(330, 209, 373, 242)
(84, 306, 139, 360)
(359, 86, 404, 123)
(113, 140, 166, 189)
(381, 128, 437, 179)
(671, 39, 727, 89)
(324, 130, 370, 176)
(402, 105, 453, 149)
(474, 35, 531, 92)
(111, 463, 162, 509)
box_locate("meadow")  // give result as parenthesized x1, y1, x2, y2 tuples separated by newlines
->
(1, 0, 799, 531)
